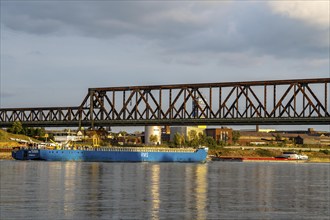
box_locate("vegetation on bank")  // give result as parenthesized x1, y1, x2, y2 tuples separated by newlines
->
(5, 121, 50, 141)
(209, 148, 280, 158)
(171, 130, 240, 147)
(208, 147, 330, 162)
(0, 129, 40, 147)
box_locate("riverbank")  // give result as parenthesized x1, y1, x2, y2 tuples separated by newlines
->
(0, 152, 13, 160)
(208, 148, 330, 163)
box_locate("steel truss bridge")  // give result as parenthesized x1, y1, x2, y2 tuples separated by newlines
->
(0, 78, 329, 128)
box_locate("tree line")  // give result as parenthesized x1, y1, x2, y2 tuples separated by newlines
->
(7, 121, 51, 141)
(172, 130, 240, 148)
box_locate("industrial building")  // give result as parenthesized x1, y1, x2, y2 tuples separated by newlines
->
(205, 127, 233, 145)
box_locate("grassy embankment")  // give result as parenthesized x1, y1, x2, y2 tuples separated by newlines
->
(1, 129, 329, 162)
(0, 130, 24, 159)
(209, 147, 330, 163)
(0, 129, 43, 160)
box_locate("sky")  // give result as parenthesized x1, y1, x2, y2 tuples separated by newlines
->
(0, 0, 329, 131)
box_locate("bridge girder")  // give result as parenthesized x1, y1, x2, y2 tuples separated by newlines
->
(1, 78, 329, 128)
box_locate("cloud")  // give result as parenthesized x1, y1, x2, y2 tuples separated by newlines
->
(268, 1, 329, 29)
(1, 1, 328, 61)
(1, 2, 220, 38)
(158, 2, 328, 61)
(1, 0, 329, 82)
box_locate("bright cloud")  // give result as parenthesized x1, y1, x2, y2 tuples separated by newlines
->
(269, 1, 329, 29)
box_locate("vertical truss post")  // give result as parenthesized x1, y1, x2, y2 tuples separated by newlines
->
(273, 85, 276, 117)
(89, 90, 95, 130)
(219, 86, 222, 118)
(325, 82, 328, 116)
(89, 89, 94, 129)
(146, 90, 149, 119)
(184, 88, 187, 119)
(302, 84, 306, 117)
(236, 86, 239, 118)
(159, 89, 162, 119)
(135, 90, 138, 120)
(264, 85, 267, 117)
(123, 91, 126, 119)
(209, 87, 212, 119)
(112, 91, 115, 120)
(169, 89, 172, 119)
(99, 91, 105, 121)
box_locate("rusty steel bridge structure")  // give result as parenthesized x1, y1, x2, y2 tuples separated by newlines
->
(0, 78, 329, 128)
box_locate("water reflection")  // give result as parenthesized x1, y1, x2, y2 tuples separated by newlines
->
(155, 163, 208, 220)
(184, 166, 193, 219)
(52, 163, 210, 220)
(150, 164, 160, 220)
(195, 164, 208, 220)
(255, 165, 273, 213)
(63, 162, 77, 218)
(1, 161, 329, 220)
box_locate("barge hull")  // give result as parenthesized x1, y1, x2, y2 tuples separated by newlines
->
(12, 148, 208, 162)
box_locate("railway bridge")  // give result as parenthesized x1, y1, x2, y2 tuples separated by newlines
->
(0, 78, 329, 128)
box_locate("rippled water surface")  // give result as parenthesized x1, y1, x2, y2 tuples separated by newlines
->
(0, 161, 329, 219)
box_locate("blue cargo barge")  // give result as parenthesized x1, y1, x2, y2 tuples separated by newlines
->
(12, 147, 208, 162)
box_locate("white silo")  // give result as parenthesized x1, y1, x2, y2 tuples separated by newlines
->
(145, 126, 162, 145)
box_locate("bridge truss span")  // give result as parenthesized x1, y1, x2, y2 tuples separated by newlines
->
(0, 78, 329, 127)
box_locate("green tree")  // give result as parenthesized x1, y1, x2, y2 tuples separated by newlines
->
(173, 133, 185, 147)
(218, 140, 226, 146)
(198, 132, 207, 146)
(232, 131, 241, 144)
(149, 134, 158, 144)
(188, 130, 199, 147)
(35, 128, 46, 139)
(11, 121, 23, 134)
(188, 130, 197, 141)
(22, 127, 31, 136)
(196, 132, 217, 148)
(204, 136, 217, 148)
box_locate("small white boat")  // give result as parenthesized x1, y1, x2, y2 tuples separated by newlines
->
(280, 151, 308, 160)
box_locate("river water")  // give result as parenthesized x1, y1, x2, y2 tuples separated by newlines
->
(0, 161, 329, 220)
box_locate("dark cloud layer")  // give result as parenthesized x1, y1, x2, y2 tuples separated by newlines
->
(1, 1, 328, 59)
